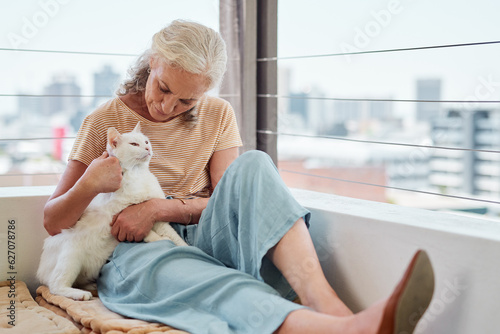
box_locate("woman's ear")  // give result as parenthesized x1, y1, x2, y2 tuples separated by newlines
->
(107, 127, 121, 149)
(149, 56, 157, 71)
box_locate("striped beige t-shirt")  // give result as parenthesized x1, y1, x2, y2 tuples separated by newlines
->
(68, 95, 242, 198)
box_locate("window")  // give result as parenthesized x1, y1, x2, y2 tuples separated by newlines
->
(0, 0, 219, 187)
(276, 0, 500, 215)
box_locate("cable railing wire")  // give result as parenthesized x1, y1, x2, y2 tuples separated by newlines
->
(0, 94, 114, 98)
(3, 93, 500, 105)
(258, 130, 500, 154)
(0, 172, 62, 177)
(257, 40, 500, 61)
(0, 137, 76, 142)
(1, 40, 498, 61)
(0, 47, 138, 57)
(257, 94, 500, 104)
(279, 169, 500, 205)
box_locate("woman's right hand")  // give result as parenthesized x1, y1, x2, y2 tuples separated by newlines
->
(83, 151, 123, 195)
(43, 152, 122, 235)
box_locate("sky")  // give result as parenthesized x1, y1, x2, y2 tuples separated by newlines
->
(278, 0, 500, 117)
(1, 0, 500, 118)
(0, 0, 219, 113)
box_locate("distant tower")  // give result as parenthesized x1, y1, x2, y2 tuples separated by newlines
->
(17, 93, 43, 118)
(416, 79, 441, 122)
(93, 65, 120, 107)
(42, 74, 81, 115)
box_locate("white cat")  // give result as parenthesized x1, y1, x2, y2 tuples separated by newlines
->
(37, 122, 187, 301)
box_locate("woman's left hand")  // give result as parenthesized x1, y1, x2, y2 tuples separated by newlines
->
(110, 200, 157, 242)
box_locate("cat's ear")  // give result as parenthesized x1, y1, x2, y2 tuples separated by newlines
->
(132, 122, 142, 133)
(107, 127, 121, 149)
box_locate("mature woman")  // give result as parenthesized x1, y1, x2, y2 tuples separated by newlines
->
(43, 20, 434, 334)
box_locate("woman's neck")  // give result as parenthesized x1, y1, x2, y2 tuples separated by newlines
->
(119, 92, 153, 121)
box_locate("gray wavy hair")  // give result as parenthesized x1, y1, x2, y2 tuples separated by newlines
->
(117, 20, 227, 127)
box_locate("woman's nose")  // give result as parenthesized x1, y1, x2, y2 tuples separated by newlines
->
(161, 95, 176, 113)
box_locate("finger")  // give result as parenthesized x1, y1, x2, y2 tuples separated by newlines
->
(117, 229, 127, 242)
(110, 214, 118, 226)
(110, 221, 120, 239)
(134, 233, 143, 243)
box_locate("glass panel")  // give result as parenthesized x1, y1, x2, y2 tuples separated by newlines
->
(0, 0, 220, 187)
(277, 0, 500, 214)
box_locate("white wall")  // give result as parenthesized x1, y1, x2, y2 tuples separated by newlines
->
(0, 186, 53, 296)
(292, 188, 500, 334)
(1, 186, 499, 333)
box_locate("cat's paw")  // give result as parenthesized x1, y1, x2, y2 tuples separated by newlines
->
(68, 290, 93, 301)
(53, 287, 93, 301)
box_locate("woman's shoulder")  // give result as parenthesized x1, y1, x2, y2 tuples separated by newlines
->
(196, 95, 235, 124)
(77, 98, 131, 137)
(83, 97, 138, 128)
(198, 95, 232, 111)
(87, 97, 123, 119)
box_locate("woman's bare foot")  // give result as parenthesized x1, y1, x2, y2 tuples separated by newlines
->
(301, 283, 353, 316)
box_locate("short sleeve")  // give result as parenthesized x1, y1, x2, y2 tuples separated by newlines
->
(214, 101, 243, 152)
(68, 115, 107, 166)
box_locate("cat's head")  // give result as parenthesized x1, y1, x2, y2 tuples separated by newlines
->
(106, 122, 153, 169)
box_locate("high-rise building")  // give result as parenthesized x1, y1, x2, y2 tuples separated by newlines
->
(93, 65, 120, 107)
(42, 74, 81, 116)
(430, 109, 500, 198)
(333, 99, 393, 124)
(416, 79, 441, 122)
(17, 94, 43, 118)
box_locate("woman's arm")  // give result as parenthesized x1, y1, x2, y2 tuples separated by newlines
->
(43, 152, 123, 235)
(209, 147, 239, 189)
(110, 147, 239, 242)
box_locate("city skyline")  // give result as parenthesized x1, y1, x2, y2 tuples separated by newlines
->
(2, 0, 500, 209)
(0, 0, 219, 114)
(1, 1, 499, 113)
(278, 0, 500, 118)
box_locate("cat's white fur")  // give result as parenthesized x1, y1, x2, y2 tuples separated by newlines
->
(37, 122, 187, 301)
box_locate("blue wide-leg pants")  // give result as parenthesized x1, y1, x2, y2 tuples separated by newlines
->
(97, 151, 311, 334)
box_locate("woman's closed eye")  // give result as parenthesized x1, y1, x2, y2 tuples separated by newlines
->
(159, 86, 170, 94)
(159, 84, 194, 106)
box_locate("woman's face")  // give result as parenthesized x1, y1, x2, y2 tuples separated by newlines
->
(144, 59, 208, 123)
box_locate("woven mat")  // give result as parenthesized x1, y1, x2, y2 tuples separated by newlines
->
(36, 285, 188, 334)
(0, 280, 79, 333)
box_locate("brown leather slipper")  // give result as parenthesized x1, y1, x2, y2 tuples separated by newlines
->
(377, 250, 435, 334)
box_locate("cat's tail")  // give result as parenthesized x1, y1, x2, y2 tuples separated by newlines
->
(147, 222, 188, 246)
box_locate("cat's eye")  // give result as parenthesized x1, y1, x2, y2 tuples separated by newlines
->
(145, 141, 149, 145)
(130, 143, 139, 147)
